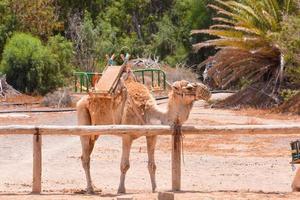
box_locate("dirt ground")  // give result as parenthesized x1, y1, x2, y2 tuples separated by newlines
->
(1, 94, 300, 199)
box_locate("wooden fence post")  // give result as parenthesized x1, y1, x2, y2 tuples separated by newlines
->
(172, 124, 181, 191)
(32, 129, 42, 194)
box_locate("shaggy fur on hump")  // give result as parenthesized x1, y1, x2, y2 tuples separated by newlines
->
(124, 78, 155, 112)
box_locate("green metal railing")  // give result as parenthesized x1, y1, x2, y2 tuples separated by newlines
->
(133, 69, 166, 90)
(74, 69, 166, 93)
(74, 72, 102, 93)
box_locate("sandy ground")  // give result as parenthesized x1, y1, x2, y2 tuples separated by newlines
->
(1, 94, 300, 199)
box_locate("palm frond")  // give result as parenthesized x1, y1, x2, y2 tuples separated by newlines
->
(193, 0, 286, 53)
(192, 29, 244, 38)
(212, 17, 235, 25)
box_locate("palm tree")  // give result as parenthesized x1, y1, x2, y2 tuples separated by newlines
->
(192, 0, 295, 107)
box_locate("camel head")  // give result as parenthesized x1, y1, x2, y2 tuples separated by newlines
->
(171, 80, 211, 104)
(163, 80, 211, 125)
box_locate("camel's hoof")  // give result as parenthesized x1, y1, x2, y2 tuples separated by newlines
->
(152, 187, 156, 193)
(152, 184, 157, 193)
(86, 190, 95, 195)
(86, 188, 95, 194)
(117, 187, 126, 194)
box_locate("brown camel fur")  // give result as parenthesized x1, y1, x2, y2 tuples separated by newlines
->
(292, 168, 300, 191)
(76, 72, 211, 194)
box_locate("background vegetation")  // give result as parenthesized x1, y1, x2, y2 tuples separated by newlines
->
(0, 0, 299, 110)
(0, 0, 213, 94)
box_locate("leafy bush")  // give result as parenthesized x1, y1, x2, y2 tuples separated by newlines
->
(280, 89, 299, 102)
(0, 33, 73, 95)
(47, 35, 74, 77)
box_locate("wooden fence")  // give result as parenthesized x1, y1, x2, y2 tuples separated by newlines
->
(1, 124, 300, 194)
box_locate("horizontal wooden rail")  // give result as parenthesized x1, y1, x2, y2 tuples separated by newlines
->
(0, 124, 300, 136)
(1, 124, 300, 194)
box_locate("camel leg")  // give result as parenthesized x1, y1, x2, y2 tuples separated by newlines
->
(292, 167, 300, 191)
(118, 136, 133, 193)
(80, 136, 98, 194)
(77, 98, 98, 194)
(146, 136, 157, 192)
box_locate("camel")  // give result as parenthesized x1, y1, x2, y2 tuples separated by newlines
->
(292, 168, 300, 191)
(76, 71, 211, 194)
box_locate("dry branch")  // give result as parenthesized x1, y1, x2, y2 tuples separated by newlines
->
(0, 75, 21, 98)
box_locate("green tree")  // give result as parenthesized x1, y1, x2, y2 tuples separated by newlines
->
(1, 33, 73, 94)
(47, 34, 74, 78)
(273, 14, 300, 86)
(53, 0, 215, 68)
(67, 11, 102, 71)
(9, 0, 63, 40)
(0, 0, 16, 59)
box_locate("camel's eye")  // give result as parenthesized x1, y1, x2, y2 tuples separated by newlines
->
(172, 85, 179, 90)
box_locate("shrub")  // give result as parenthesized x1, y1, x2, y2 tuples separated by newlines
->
(47, 35, 74, 78)
(0, 33, 73, 95)
(274, 15, 300, 85)
(42, 88, 73, 108)
(0, 0, 16, 59)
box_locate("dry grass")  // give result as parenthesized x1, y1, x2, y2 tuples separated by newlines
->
(162, 64, 198, 83)
(41, 88, 72, 108)
(0, 94, 42, 104)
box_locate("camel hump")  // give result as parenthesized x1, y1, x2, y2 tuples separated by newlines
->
(125, 78, 152, 105)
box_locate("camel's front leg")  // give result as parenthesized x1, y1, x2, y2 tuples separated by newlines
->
(118, 135, 133, 193)
(146, 136, 157, 192)
(80, 136, 98, 194)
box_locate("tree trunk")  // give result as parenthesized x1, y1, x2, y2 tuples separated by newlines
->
(132, 11, 142, 41)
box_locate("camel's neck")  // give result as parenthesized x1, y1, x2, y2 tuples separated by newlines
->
(148, 93, 193, 125)
(166, 94, 194, 125)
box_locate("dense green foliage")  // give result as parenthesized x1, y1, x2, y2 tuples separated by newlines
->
(0, 0, 16, 59)
(0, 0, 298, 98)
(0, 33, 73, 94)
(9, 0, 63, 40)
(0, 0, 213, 79)
(64, 0, 213, 70)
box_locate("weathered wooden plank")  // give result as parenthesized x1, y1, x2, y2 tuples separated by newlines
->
(94, 65, 124, 93)
(0, 124, 300, 136)
(172, 125, 181, 191)
(32, 133, 42, 194)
